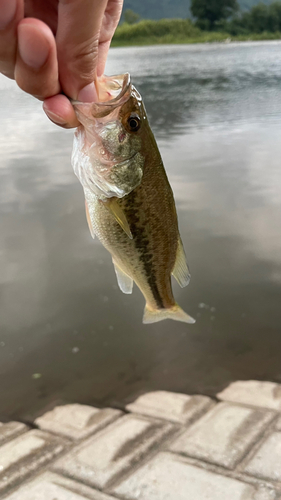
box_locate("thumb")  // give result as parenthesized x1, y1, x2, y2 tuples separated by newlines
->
(56, 0, 108, 102)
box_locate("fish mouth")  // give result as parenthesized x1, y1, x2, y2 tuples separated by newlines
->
(96, 73, 131, 105)
(72, 73, 134, 119)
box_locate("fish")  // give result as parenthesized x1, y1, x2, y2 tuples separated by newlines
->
(71, 73, 195, 325)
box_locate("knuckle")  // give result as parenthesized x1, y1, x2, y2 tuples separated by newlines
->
(15, 72, 57, 100)
(0, 52, 16, 77)
(0, 33, 17, 78)
(0, 62, 15, 79)
(59, 37, 99, 83)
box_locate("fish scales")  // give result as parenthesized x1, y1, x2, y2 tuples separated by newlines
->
(89, 165, 177, 310)
(72, 73, 195, 324)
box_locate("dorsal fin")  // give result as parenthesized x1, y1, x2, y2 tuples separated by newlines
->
(113, 259, 133, 294)
(104, 198, 133, 240)
(172, 238, 191, 288)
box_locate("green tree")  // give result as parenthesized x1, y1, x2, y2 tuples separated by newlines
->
(191, 0, 239, 30)
(124, 9, 140, 24)
(267, 2, 281, 32)
(226, 1, 281, 34)
(248, 3, 269, 31)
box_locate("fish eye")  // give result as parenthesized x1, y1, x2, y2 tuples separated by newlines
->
(127, 114, 141, 132)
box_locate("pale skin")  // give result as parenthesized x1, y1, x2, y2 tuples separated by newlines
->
(0, 0, 124, 127)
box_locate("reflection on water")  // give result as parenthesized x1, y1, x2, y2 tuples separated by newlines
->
(0, 42, 281, 420)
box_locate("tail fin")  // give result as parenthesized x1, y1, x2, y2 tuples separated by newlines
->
(143, 304, 196, 325)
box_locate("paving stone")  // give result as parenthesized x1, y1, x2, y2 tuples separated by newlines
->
(35, 404, 122, 440)
(53, 413, 174, 490)
(0, 429, 67, 495)
(244, 432, 281, 482)
(253, 487, 279, 500)
(4, 472, 117, 500)
(112, 451, 273, 500)
(0, 422, 27, 445)
(169, 402, 274, 469)
(126, 391, 213, 424)
(275, 416, 281, 431)
(217, 381, 281, 411)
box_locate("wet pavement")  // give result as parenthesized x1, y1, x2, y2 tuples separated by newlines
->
(1, 380, 281, 500)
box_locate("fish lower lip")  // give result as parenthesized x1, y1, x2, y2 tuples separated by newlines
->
(103, 153, 138, 167)
(117, 153, 137, 166)
(98, 153, 137, 167)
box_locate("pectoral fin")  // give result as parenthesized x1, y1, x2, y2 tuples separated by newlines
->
(85, 201, 95, 239)
(172, 238, 191, 288)
(113, 260, 133, 294)
(104, 198, 133, 240)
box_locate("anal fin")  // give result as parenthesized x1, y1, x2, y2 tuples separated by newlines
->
(172, 238, 191, 288)
(113, 260, 133, 294)
(104, 198, 133, 240)
(85, 201, 95, 239)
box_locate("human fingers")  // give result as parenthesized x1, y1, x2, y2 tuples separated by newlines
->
(0, 0, 24, 78)
(43, 0, 123, 128)
(56, 0, 110, 102)
(97, 0, 123, 76)
(15, 18, 60, 100)
(43, 94, 79, 128)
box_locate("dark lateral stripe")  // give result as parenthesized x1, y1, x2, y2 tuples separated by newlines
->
(146, 264, 165, 309)
(135, 228, 164, 309)
(124, 194, 164, 309)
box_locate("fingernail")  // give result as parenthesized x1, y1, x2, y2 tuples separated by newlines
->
(78, 82, 98, 102)
(43, 108, 67, 126)
(0, 0, 17, 30)
(18, 24, 49, 69)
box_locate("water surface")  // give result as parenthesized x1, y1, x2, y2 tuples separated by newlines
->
(0, 42, 281, 420)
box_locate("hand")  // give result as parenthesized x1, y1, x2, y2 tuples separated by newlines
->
(0, 0, 123, 127)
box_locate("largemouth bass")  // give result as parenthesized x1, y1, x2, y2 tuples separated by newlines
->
(72, 73, 195, 325)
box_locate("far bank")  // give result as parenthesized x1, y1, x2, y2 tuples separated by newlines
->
(112, 19, 281, 47)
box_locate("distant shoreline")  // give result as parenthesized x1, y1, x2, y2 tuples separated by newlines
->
(112, 19, 281, 47)
(111, 33, 281, 48)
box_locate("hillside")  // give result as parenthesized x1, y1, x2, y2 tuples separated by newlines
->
(122, 0, 278, 20)
(239, 0, 275, 8)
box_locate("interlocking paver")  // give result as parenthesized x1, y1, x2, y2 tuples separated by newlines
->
(4, 472, 117, 500)
(2, 384, 281, 499)
(112, 451, 273, 500)
(275, 416, 281, 431)
(253, 488, 280, 500)
(35, 404, 122, 440)
(0, 422, 27, 445)
(217, 381, 281, 411)
(169, 402, 274, 469)
(0, 430, 66, 495)
(244, 432, 281, 482)
(53, 413, 174, 490)
(126, 391, 213, 424)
